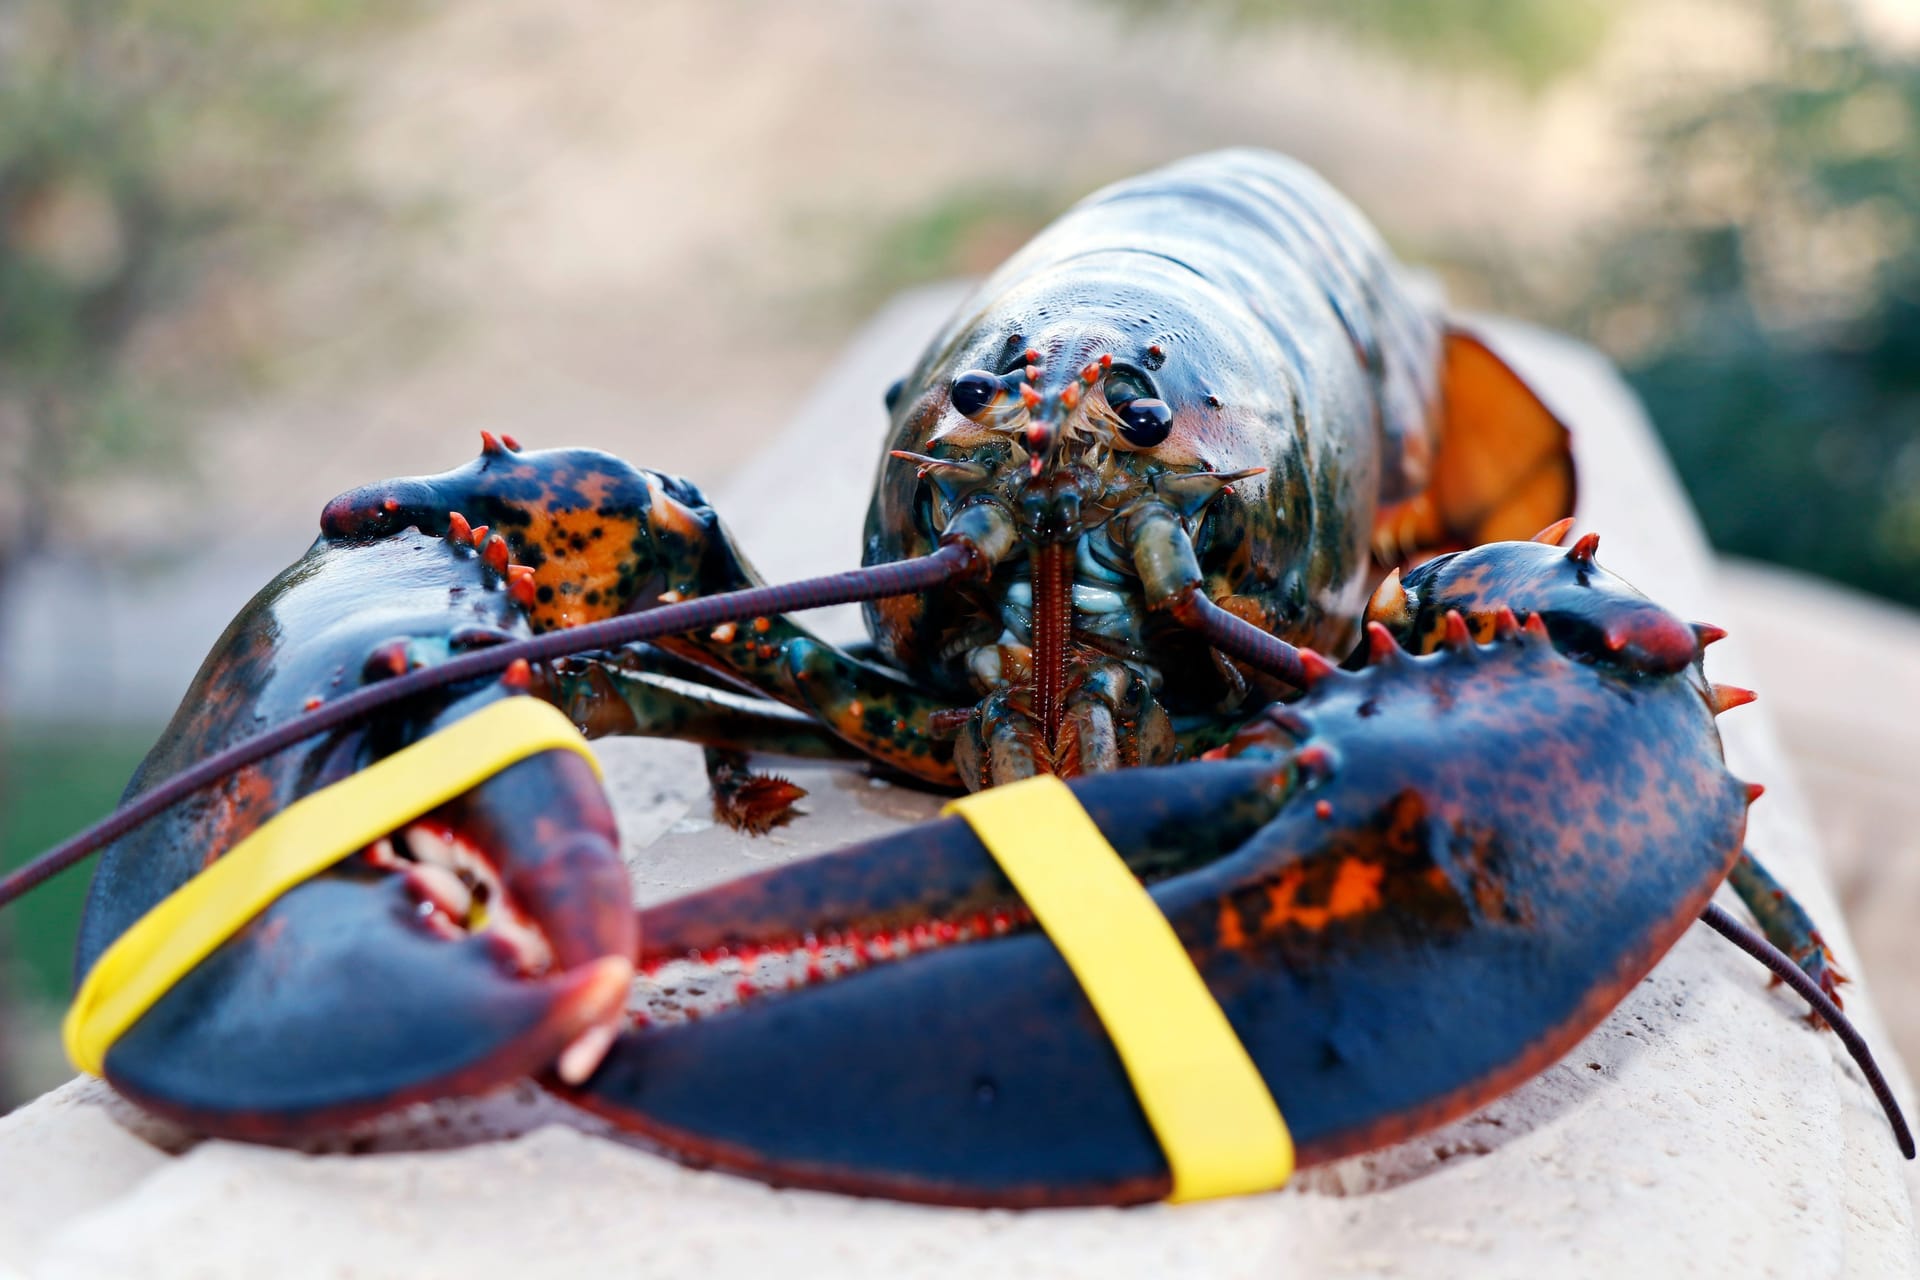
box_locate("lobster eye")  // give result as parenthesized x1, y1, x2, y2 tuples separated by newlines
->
(884, 377, 905, 412)
(1115, 397, 1173, 448)
(950, 370, 1001, 419)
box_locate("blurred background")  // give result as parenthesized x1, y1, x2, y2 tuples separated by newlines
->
(2, 0, 1916, 1104)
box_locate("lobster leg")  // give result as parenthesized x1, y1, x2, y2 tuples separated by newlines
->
(1728, 850, 1850, 1007)
(320, 439, 967, 787)
(546, 646, 856, 760)
(953, 659, 1175, 787)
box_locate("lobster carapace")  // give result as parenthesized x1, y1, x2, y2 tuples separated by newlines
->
(5, 148, 1903, 1203)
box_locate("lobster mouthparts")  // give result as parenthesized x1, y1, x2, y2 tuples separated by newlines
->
(1030, 540, 1074, 753)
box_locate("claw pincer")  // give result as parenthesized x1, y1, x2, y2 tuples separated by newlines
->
(73, 524, 636, 1137)
(563, 578, 1749, 1206)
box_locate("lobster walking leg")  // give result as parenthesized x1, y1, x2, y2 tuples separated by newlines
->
(1728, 850, 1850, 1007)
(321, 439, 971, 791)
(546, 646, 856, 760)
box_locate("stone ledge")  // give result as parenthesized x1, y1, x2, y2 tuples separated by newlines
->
(1, 288, 1912, 1278)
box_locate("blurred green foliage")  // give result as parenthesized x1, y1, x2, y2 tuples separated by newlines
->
(842, 186, 1062, 314)
(1548, 11, 1920, 608)
(1102, 0, 1612, 88)
(0, 726, 154, 1004)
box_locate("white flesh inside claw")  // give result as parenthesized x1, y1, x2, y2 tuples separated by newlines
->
(367, 824, 557, 975)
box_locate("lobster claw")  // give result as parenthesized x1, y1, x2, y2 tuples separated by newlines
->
(565, 613, 1749, 1207)
(563, 763, 1292, 1206)
(82, 707, 639, 1139)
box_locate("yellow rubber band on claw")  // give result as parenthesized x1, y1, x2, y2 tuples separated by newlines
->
(64, 697, 601, 1078)
(944, 774, 1294, 1202)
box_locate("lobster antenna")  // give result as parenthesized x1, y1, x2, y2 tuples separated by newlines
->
(1698, 899, 1915, 1159)
(0, 543, 982, 910)
(1170, 590, 1308, 689)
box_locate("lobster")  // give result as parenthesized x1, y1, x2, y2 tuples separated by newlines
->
(2, 149, 1908, 1206)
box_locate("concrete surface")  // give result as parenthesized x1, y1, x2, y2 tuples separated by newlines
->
(1, 289, 1915, 1278)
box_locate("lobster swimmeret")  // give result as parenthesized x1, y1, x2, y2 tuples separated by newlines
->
(9, 150, 1906, 1205)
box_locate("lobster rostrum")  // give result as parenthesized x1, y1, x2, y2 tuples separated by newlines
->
(5, 150, 1908, 1205)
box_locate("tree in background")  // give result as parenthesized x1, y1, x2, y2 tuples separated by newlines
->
(1104, 0, 1612, 88)
(0, 0, 409, 1104)
(0, 0, 408, 578)
(1525, 5, 1920, 608)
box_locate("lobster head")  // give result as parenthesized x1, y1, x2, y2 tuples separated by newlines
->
(864, 162, 1424, 780)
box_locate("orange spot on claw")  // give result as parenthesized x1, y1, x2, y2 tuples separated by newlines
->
(1327, 859, 1383, 916)
(1259, 859, 1383, 933)
(1217, 900, 1247, 950)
